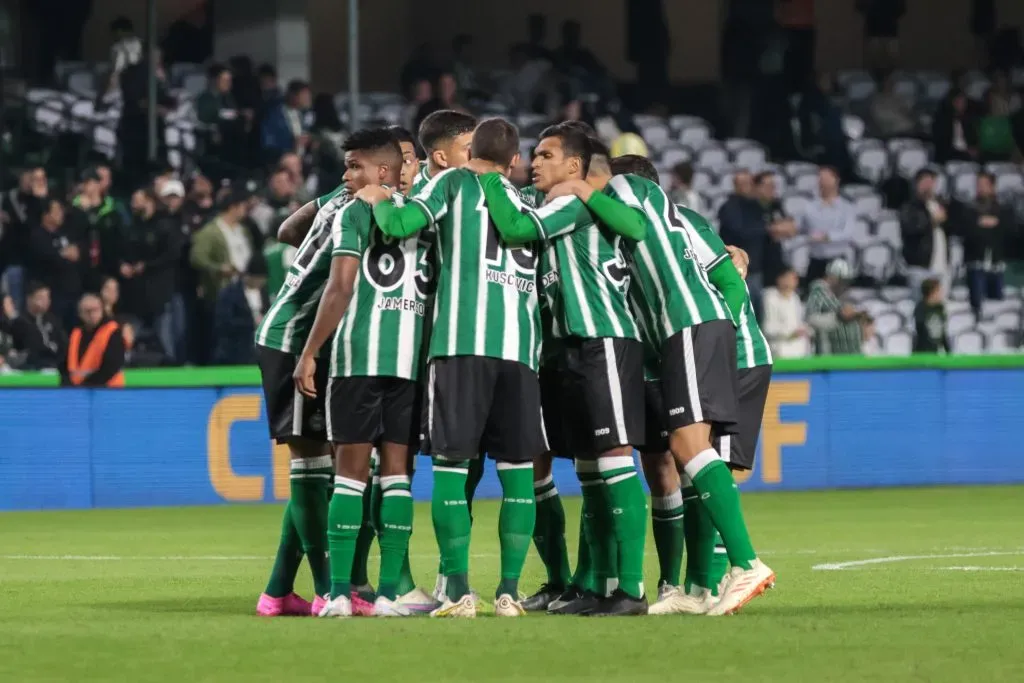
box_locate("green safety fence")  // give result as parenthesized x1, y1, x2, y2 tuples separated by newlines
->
(1, 354, 1023, 388)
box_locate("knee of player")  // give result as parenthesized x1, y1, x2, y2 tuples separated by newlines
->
(640, 451, 679, 495)
(668, 424, 713, 463)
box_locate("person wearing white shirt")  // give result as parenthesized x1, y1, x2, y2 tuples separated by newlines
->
(669, 161, 707, 217)
(799, 166, 856, 284)
(762, 268, 811, 358)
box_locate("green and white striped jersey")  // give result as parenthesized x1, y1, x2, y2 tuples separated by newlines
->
(255, 192, 349, 355)
(411, 168, 542, 370)
(676, 205, 772, 369)
(330, 196, 436, 380)
(531, 194, 638, 340)
(316, 185, 346, 209)
(263, 240, 296, 302)
(517, 186, 562, 366)
(607, 174, 730, 346)
(410, 162, 431, 194)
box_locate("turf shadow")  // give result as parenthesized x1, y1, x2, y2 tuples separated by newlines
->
(88, 597, 252, 616)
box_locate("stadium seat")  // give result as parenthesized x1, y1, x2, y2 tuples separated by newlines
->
(845, 287, 874, 304)
(964, 75, 991, 101)
(845, 76, 877, 101)
(842, 114, 866, 141)
(785, 239, 810, 277)
(986, 331, 1016, 353)
(695, 144, 729, 174)
(947, 311, 975, 337)
(68, 99, 96, 134)
(640, 122, 671, 149)
(919, 71, 952, 102)
(874, 311, 904, 337)
(792, 172, 819, 195)
(880, 285, 912, 303)
(859, 242, 896, 282)
(952, 171, 978, 201)
(890, 71, 920, 101)
(949, 285, 969, 301)
(884, 330, 913, 356)
(782, 191, 811, 219)
(669, 114, 708, 132)
(678, 123, 711, 149)
(634, 114, 666, 129)
(994, 311, 1021, 332)
(854, 146, 890, 184)
(691, 169, 714, 193)
(953, 329, 985, 353)
(717, 172, 736, 194)
(996, 173, 1024, 197)
(67, 71, 96, 99)
(844, 185, 883, 218)
(784, 161, 819, 181)
(945, 160, 980, 177)
(981, 299, 1021, 319)
(860, 298, 891, 319)
(895, 147, 929, 178)
(183, 72, 208, 98)
(895, 298, 916, 319)
(875, 212, 902, 248)
(734, 145, 767, 171)
(850, 217, 873, 245)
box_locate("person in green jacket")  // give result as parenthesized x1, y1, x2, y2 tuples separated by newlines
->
(189, 189, 255, 305)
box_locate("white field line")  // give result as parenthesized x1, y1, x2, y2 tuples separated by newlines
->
(812, 550, 1024, 571)
(939, 566, 1024, 572)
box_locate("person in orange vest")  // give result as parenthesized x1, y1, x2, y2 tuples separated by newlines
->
(60, 293, 126, 387)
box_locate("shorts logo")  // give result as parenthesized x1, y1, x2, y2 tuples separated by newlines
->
(309, 411, 325, 431)
(594, 427, 611, 436)
(700, 492, 711, 501)
(669, 406, 686, 416)
(611, 507, 623, 515)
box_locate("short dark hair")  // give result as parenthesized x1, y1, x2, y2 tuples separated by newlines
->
(914, 167, 937, 184)
(672, 162, 694, 185)
(560, 120, 597, 138)
(978, 170, 996, 185)
(539, 122, 593, 177)
(388, 126, 417, 148)
(342, 127, 404, 170)
(418, 110, 477, 153)
(207, 63, 229, 80)
(471, 118, 520, 167)
(921, 277, 941, 300)
(26, 281, 49, 297)
(257, 64, 277, 79)
(43, 197, 63, 214)
(286, 80, 310, 99)
(753, 171, 775, 186)
(110, 16, 133, 33)
(611, 154, 660, 184)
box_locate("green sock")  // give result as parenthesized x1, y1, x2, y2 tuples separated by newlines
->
(350, 476, 375, 589)
(264, 502, 304, 597)
(431, 458, 472, 601)
(685, 451, 756, 570)
(290, 456, 333, 597)
(598, 455, 648, 600)
(651, 489, 685, 587)
(571, 502, 596, 593)
(395, 461, 418, 596)
(710, 531, 728, 595)
(532, 474, 571, 588)
(496, 462, 536, 598)
(327, 475, 367, 599)
(682, 483, 715, 592)
(465, 457, 485, 523)
(576, 460, 617, 596)
(377, 474, 413, 601)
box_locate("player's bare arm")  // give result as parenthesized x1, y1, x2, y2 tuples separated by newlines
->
(277, 200, 319, 246)
(293, 255, 360, 398)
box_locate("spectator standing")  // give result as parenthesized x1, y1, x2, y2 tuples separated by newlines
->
(99, 276, 120, 321)
(869, 71, 918, 138)
(414, 71, 466, 134)
(800, 166, 856, 284)
(932, 90, 979, 163)
(668, 162, 706, 216)
(197, 64, 249, 180)
(718, 170, 768, 316)
(118, 49, 175, 187)
(977, 80, 1020, 161)
(212, 256, 269, 365)
(961, 172, 1012, 317)
(2, 282, 66, 370)
(250, 167, 298, 240)
(70, 168, 125, 292)
(806, 258, 863, 355)
(116, 188, 186, 363)
(25, 199, 81, 327)
(60, 294, 125, 387)
(756, 171, 797, 285)
(107, 17, 143, 95)
(797, 74, 852, 178)
(856, 0, 906, 69)
(762, 268, 811, 358)
(261, 80, 312, 163)
(900, 168, 950, 295)
(0, 167, 49, 306)
(913, 278, 951, 353)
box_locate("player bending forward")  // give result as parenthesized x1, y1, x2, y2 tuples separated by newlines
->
(363, 118, 548, 618)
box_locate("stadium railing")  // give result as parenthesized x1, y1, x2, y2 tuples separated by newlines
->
(2, 355, 1023, 510)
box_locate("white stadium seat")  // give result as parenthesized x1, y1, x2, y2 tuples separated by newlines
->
(782, 191, 811, 219)
(859, 242, 896, 281)
(678, 123, 711, 150)
(875, 213, 902, 248)
(953, 172, 978, 201)
(696, 145, 729, 174)
(947, 311, 975, 337)
(953, 330, 985, 354)
(994, 311, 1021, 332)
(874, 311, 904, 337)
(861, 298, 891, 319)
(855, 146, 890, 184)
(895, 147, 929, 178)
(884, 330, 914, 356)
(895, 298, 916, 319)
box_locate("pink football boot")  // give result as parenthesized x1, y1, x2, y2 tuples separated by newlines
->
(256, 592, 314, 616)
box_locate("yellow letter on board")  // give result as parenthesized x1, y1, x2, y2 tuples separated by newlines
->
(207, 395, 265, 501)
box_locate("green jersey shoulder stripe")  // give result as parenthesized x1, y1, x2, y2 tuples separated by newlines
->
(256, 193, 347, 355)
(411, 162, 431, 194)
(329, 194, 435, 380)
(412, 168, 541, 370)
(675, 205, 772, 369)
(316, 185, 347, 209)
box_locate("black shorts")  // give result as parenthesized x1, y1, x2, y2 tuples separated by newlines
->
(561, 337, 645, 457)
(539, 364, 571, 458)
(660, 320, 740, 436)
(639, 380, 668, 455)
(715, 364, 773, 471)
(256, 345, 328, 444)
(327, 375, 421, 448)
(424, 356, 547, 463)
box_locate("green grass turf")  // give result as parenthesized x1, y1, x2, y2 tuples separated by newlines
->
(2, 486, 1023, 682)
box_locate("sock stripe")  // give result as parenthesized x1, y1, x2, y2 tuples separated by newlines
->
(653, 512, 684, 521)
(651, 490, 684, 510)
(290, 455, 333, 471)
(290, 473, 333, 480)
(383, 489, 413, 498)
(535, 488, 559, 502)
(496, 461, 533, 471)
(598, 455, 635, 472)
(604, 471, 637, 486)
(334, 476, 367, 494)
(683, 449, 720, 481)
(579, 480, 603, 487)
(714, 546, 728, 554)
(433, 466, 469, 475)
(380, 475, 411, 488)
(534, 474, 554, 489)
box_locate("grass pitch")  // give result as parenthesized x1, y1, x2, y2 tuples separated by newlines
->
(2, 486, 1022, 682)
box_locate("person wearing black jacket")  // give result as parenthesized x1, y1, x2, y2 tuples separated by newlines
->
(959, 172, 1013, 317)
(212, 255, 268, 365)
(3, 282, 67, 369)
(0, 167, 49, 306)
(116, 188, 186, 363)
(900, 169, 950, 296)
(913, 279, 951, 353)
(25, 199, 82, 328)
(719, 170, 768, 317)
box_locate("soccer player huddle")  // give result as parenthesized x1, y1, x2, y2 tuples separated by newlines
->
(253, 109, 776, 619)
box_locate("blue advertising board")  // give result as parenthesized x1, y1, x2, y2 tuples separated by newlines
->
(2, 370, 1023, 510)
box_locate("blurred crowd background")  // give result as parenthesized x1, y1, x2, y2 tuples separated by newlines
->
(1, 0, 1024, 380)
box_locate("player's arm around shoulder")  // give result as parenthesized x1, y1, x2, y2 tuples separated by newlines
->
(479, 172, 544, 245)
